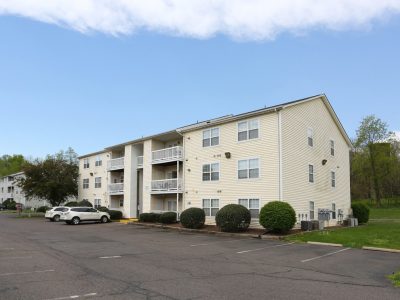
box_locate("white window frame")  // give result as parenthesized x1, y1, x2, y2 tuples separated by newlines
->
(309, 201, 315, 220)
(202, 127, 220, 147)
(94, 199, 101, 208)
(330, 139, 335, 156)
(331, 171, 336, 188)
(83, 178, 89, 189)
(238, 158, 260, 179)
(202, 162, 220, 182)
(167, 200, 177, 212)
(202, 198, 219, 217)
(307, 128, 314, 147)
(238, 119, 259, 142)
(95, 155, 102, 167)
(94, 177, 101, 188)
(332, 203, 336, 219)
(308, 164, 314, 183)
(238, 198, 260, 218)
(83, 158, 89, 169)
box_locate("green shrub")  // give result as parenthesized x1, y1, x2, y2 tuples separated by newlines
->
(351, 203, 370, 224)
(3, 199, 17, 210)
(108, 210, 123, 220)
(259, 201, 296, 233)
(139, 212, 161, 222)
(97, 206, 109, 212)
(36, 206, 50, 213)
(78, 200, 93, 207)
(215, 204, 251, 232)
(159, 212, 177, 224)
(65, 201, 79, 207)
(180, 207, 205, 229)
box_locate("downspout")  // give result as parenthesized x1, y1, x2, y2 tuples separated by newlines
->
(277, 108, 283, 201)
(176, 130, 185, 220)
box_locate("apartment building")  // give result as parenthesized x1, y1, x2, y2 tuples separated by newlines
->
(0, 172, 47, 208)
(78, 94, 352, 226)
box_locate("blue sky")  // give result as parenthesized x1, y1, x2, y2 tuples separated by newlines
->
(0, 3, 399, 158)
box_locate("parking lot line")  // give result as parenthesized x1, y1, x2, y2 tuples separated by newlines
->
(99, 255, 121, 259)
(0, 247, 15, 250)
(0, 269, 55, 277)
(190, 239, 244, 247)
(237, 242, 295, 254)
(45, 292, 97, 300)
(301, 248, 351, 263)
(0, 256, 33, 260)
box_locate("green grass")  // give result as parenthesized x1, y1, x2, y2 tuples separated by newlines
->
(287, 207, 400, 250)
(388, 271, 400, 287)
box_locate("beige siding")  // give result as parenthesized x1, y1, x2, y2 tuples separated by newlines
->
(282, 98, 351, 225)
(183, 113, 280, 218)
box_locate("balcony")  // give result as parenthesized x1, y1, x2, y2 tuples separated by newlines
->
(107, 157, 124, 171)
(152, 146, 183, 164)
(108, 183, 124, 195)
(137, 156, 143, 168)
(151, 178, 182, 194)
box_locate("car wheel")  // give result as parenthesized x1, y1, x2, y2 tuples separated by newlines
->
(100, 216, 109, 223)
(53, 215, 60, 222)
(71, 217, 80, 225)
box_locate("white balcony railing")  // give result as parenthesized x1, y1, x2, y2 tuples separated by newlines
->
(137, 156, 143, 168)
(107, 157, 124, 171)
(151, 178, 182, 193)
(108, 183, 124, 195)
(152, 146, 183, 164)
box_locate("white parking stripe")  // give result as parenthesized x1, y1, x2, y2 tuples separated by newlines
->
(190, 239, 245, 247)
(301, 248, 351, 263)
(237, 242, 295, 254)
(99, 256, 121, 259)
(0, 269, 55, 277)
(0, 256, 32, 260)
(0, 247, 15, 250)
(45, 292, 97, 300)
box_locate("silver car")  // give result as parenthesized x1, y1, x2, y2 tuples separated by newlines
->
(45, 207, 68, 222)
(60, 207, 110, 225)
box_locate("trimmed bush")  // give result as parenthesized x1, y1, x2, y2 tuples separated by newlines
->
(97, 206, 109, 212)
(65, 201, 79, 207)
(180, 207, 205, 229)
(108, 210, 123, 220)
(3, 199, 16, 210)
(78, 200, 93, 207)
(351, 203, 370, 224)
(159, 212, 177, 224)
(139, 212, 161, 223)
(215, 204, 251, 232)
(259, 201, 296, 233)
(36, 206, 50, 213)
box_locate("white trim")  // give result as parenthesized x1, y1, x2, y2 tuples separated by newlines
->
(237, 118, 260, 143)
(202, 197, 220, 217)
(308, 163, 315, 184)
(237, 157, 261, 180)
(307, 127, 314, 148)
(202, 127, 220, 148)
(278, 110, 283, 201)
(201, 161, 221, 182)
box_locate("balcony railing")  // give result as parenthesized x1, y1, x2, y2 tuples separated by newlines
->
(107, 157, 124, 171)
(108, 183, 124, 195)
(137, 156, 143, 168)
(152, 146, 183, 164)
(151, 178, 182, 193)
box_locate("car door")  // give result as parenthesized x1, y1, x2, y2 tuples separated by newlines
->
(87, 208, 99, 220)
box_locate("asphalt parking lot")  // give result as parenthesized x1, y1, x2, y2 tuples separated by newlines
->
(0, 214, 399, 300)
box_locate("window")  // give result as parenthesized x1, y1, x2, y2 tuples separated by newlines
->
(202, 163, 220, 181)
(238, 119, 259, 141)
(167, 200, 177, 211)
(332, 203, 336, 219)
(307, 128, 314, 147)
(119, 199, 124, 207)
(203, 128, 219, 147)
(330, 140, 335, 156)
(95, 155, 102, 167)
(202, 198, 219, 217)
(238, 159, 259, 179)
(239, 198, 260, 218)
(308, 164, 314, 183)
(83, 158, 89, 169)
(309, 201, 315, 220)
(94, 199, 101, 208)
(83, 178, 89, 189)
(331, 171, 336, 187)
(95, 177, 101, 188)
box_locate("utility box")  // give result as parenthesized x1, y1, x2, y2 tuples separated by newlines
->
(347, 218, 358, 227)
(301, 221, 313, 231)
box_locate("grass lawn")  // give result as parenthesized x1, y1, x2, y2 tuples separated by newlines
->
(286, 207, 400, 250)
(388, 271, 400, 287)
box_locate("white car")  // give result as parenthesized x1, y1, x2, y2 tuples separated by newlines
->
(60, 207, 110, 225)
(45, 207, 68, 222)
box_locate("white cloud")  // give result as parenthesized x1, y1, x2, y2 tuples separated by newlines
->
(395, 131, 400, 140)
(1, 1, 400, 40)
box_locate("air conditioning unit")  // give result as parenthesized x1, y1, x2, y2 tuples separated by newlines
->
(301, 221, 313, 231)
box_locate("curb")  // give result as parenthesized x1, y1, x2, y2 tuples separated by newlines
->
(307, 241, 344, 247)
(128, 222, 284, 240)
(362, 246, 400, 254)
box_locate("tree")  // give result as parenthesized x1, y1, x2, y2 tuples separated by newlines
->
(355, 115, 395, 206)
(17, 149, 79, 207)
(0, 154, 26, 176)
